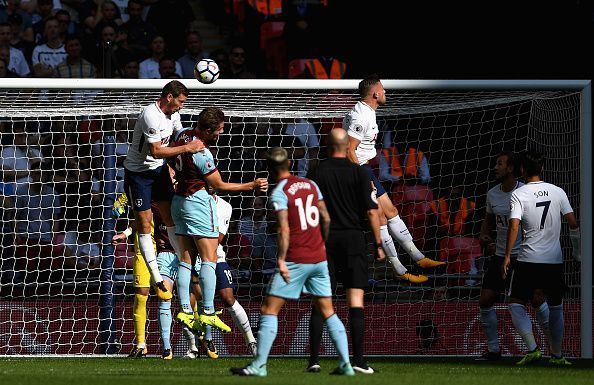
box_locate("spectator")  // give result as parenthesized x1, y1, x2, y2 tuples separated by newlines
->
(120, 56, 138, 78)
(157, 56, 178, 78)
(55, 34, 96, 77)
(0, 0, 34, 43)
(379, 130, 431, 185)
(138, 34, 181, 78)
(31, 0, 54, 44)
(31, 16, 67, 77)
(88, 24, 131, 77)
(177, 30, 207, 78)
(238, 196, 277, 278)
(284, 118, 319, 177)
(430, 186, 477, 237)
(55, 9, 77, 41)
(0, 56, 19, 76)
(0, 22, 30, 76)
(0, 122, 43, 192)
(209, 48, 230, 78)
(146, 0, 194, 59)
(303, 55, 347, 79)
(8, 13, 34, 63)
(119, 0, 156, 59)
(41, 134, 101, 226)
(84, 0, 122, 35)
(13, 161, 62, 283)
(228, 42, 255, 79)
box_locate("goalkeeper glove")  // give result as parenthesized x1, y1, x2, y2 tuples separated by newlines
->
(569, 227, 581, 262)
(112, 192, 129, 219)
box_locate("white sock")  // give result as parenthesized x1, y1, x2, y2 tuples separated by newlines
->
(138, 233, 163, 284)
(227, 300, 256, 344)
(535, 302, 550, 342)
(166, 226, 183, 258)
(380, 225, 407, 276)
(549, 304, 564, 357)
(387, 215, 424, 261)
(509, 303, 537, 351)
(479, 306, 500, 353)
(183, 325, 197, 351)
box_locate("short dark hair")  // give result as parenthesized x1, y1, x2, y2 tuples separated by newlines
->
(160, 80, 189, 99)
(197, 107, 224, 132)
(520, 149, 545, 177)
(498, 150, 518, 176)
(64, 34, 80, 46)
(358, 74, 381, 98)
(266, 147, 289, 172)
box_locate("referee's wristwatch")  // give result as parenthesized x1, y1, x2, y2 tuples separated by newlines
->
(374, 242, 383, 249)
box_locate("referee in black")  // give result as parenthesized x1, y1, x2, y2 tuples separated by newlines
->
(306, 128, 385, 374)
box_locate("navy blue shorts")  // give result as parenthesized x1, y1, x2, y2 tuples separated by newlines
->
(216, 261, 235, 291)
(361, 163, 386, 197)
(124, 166, 174, 211)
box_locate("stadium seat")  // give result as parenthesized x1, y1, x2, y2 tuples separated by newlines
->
(400, 200, 432, 251)
(287, 58, 310, 79)
(438, 236, 481, 282)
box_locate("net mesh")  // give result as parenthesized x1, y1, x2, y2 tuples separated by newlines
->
(0, 85, 583, 356)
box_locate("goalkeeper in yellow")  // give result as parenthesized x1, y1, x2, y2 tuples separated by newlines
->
(112, 193, 203, 358)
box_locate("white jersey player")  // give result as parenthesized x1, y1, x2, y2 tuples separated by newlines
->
(124, 101, 183, 172)
(343, 100, 378, 166)
(344, 75, 443, 284)
(503, 150, 580, 366)
(123, 80, 204, 302)
(477, 152, 522, 361)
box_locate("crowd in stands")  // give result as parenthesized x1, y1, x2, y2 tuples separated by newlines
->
(0, 0, 354, 80)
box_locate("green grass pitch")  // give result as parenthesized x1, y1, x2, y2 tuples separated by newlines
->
(1, 357, 593, 385)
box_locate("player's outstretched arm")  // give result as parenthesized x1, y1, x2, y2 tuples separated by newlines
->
(205, 170, 268, 193)
(112, 220, 137, 245)
(149, 138, 204, 159)
(275, 210, 290, 283)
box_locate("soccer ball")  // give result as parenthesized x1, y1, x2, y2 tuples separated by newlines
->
(194, 59, 220, 84)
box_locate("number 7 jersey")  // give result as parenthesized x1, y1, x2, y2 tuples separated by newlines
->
(509, 181, 574, 264)
(270, 175, 327, 264)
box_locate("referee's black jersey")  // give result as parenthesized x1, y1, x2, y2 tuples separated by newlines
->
(307, 157, 378, 231)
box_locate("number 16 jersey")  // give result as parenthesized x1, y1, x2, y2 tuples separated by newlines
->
(270, 175, 326, 264)
(509, 181, 574, 264)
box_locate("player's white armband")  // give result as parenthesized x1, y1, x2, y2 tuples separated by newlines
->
(569, 227, 581, 262)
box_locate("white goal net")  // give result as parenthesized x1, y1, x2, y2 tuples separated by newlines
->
(0, 79, 590, 357)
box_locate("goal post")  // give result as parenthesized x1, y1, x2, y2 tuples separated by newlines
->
(0, 79, 590, 358)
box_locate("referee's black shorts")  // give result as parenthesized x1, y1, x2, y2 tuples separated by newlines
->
(326, 229, 369, 290)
